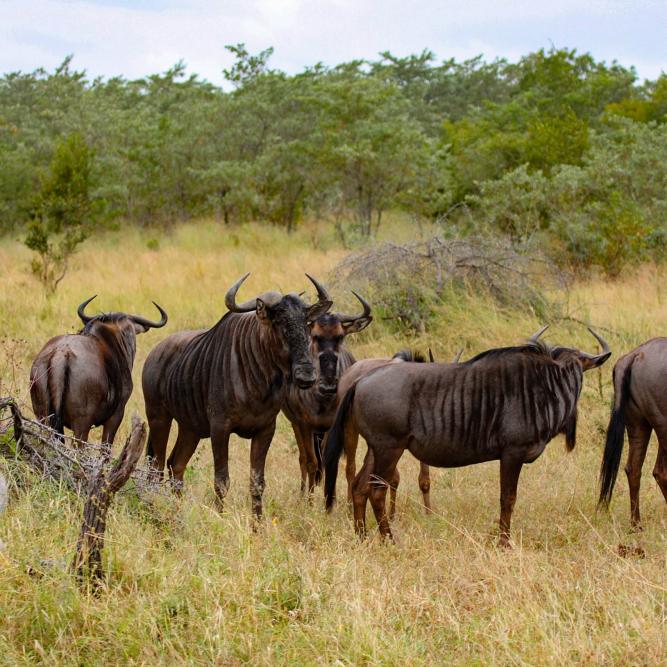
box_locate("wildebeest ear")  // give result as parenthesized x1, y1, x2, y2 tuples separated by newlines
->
(341, 315, 372, 334)
(306, 300, 333, 323)
(579, 350, 612, 371)
(256, 298, 269, 322)
(132, 322, 149, 334)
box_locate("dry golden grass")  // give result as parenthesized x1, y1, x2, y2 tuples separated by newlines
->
(0, 220, 665, 666)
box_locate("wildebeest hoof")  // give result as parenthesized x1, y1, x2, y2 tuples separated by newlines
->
(617, 543, 645, 558)
(497, 536, 512, 549)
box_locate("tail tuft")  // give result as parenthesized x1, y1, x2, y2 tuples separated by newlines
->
(323, 385, 357, 510)
(598, 364, 633, 508)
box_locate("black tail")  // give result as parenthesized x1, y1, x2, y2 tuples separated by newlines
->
(598, 364, 633, 508)
(46, 353, 68, 442)
(323, 384, 357, 510)
(313, 431, 325, 485)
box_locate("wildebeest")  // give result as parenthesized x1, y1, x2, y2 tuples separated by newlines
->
(30, 295, 168, 448)
(599, 338, 667, 526)
(329, 349, 458, 516)
(281, 291, 372, 495)
(142, 273, 332, 518)
(324, 327, 610, 545)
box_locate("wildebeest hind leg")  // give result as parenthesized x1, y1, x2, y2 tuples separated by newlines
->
(344, 422, 359, 507)
(368, 444, 404, 541)
(167, 427, 200, 494)
(653, 430, 667, 505)
(145, 412, 172, 476)
(418, 462, 433, 514)
(101, 409, 124, 459)
(389, 467, 399, 520)
(71, 422, 91, 446)
(498, 454, 523, 548)
(625, 421, 651, 528)
(249, 421, 276, 520)
(352, 450, 374, 537)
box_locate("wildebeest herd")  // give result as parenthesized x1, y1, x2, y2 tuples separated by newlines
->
(28, 274, 666, 546)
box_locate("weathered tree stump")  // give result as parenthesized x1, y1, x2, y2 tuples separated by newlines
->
(72, 416, 146, 585)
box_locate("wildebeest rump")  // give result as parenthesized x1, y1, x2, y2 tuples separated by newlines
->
(324, 327, 611, 545)
(598, 338, 667, 526)
(282, 291, 372, 494)
(30, 295, 168, 448)
(330, 349, 447, 516)
(142, 273, 332, 518)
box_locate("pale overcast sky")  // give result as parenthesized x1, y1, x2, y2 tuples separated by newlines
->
(1, 0, 665, 84)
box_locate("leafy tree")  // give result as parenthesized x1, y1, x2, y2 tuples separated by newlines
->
(24, 133, 98, 293)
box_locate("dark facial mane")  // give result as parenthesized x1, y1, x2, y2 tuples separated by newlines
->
(315, 313, 343, 327)
(80, 312, 129, 334)
(464, 341, 552, 365)
(392, 349, 427, 363)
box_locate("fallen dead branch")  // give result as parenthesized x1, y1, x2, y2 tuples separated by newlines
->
(72, 416, 146, 585)
(0, 397, 164, 497)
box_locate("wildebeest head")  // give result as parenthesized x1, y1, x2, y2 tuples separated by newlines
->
(225, 273, 332, 389)
(528, 324, 611, 451)
(77, 295, 168, 357)
(311, 291, 372, 395)
(530, 325, 611, 371)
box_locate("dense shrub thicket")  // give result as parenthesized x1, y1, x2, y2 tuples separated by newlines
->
(1, 46, 666, 274)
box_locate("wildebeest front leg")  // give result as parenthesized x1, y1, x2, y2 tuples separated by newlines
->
(249, 422, 276, 520)
(211, 425, 231, 511)
(625, 422, 651, 528)
(294, 422, 318, 496)
(498, 454, 523, 548)
(293, 423, 309, 494)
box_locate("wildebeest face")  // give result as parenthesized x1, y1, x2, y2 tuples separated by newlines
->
(259, 295, 331, 389)
(311, 316, 346, 395)
(224, 273, 334, 389)
(310, 291, 372, 395)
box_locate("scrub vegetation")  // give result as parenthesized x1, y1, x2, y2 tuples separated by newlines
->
(0, 219, 665, 665)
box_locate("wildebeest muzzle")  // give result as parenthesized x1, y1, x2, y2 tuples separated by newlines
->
(293, 363, 317, 388)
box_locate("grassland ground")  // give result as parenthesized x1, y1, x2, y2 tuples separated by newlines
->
(0, 219, 665, 665)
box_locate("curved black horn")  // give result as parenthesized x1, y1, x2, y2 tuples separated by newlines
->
(528, 325, 549, 343)
(131, 302, 168, 329)
(77, 295, 97, 324)
(225, 273, 257, 313)
(581, 327, 611, 362)
(338, 290, 372, 323)
(304, 273, 330, 306)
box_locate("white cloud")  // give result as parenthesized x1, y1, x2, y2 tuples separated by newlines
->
(0, 0, 664, 82)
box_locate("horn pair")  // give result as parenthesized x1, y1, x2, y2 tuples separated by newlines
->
(528, 324, 610, 363)
(225, 273, 331, 313)
(77, 295, 168, 328)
